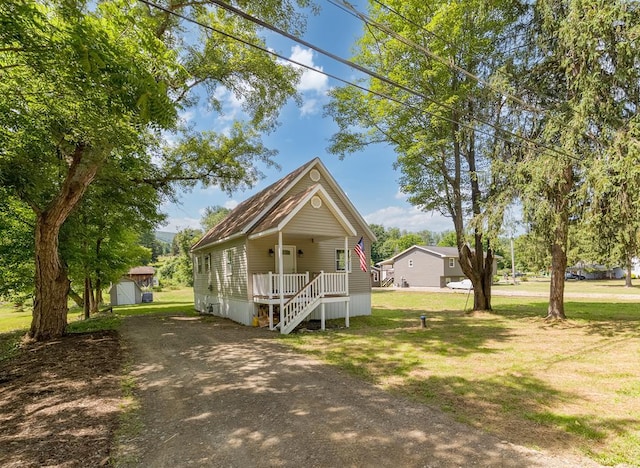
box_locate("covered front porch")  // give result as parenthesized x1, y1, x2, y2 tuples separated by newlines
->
(252, 271, 350, 332)
(246, 185, 357, 333)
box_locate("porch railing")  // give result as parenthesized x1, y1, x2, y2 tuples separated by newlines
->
(253, 272, 309, 297)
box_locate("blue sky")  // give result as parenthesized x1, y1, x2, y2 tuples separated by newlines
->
(160, 1, 454, 234)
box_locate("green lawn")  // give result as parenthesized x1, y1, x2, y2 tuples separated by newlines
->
(2, 286, 639, 465)
(0, 287, 196, 334)
(494, 277, 640, 296)
(281, 289, 640, 466)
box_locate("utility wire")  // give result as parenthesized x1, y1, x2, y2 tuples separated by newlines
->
(138, 0, 576, 160)
(332, 0, 543, 114)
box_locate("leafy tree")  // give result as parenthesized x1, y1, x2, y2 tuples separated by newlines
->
(0, 190, 34, 303)
(0, 0, 309, 340)
(396, 233, 423, 252)
(369, 224, 388, 264)
(61, 167, 165, 316)
(140, 230, 167, 263)
(518, 0, 640, 317)
(201, 205, 232, 232)
(327, 0, 526, 311)
(437, 231, 458, 248)
(163, 228, 202, 286)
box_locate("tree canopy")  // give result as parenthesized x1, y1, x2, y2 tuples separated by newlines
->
(0, 0, 311, 339)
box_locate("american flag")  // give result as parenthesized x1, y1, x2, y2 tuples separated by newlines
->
(354, 237, 367, 272)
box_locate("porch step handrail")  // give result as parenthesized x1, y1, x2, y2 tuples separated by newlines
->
(280, 272, 325, 335)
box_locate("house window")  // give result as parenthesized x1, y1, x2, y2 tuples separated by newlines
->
(205, 255, 211, 273)
(224, 250, 233, 276)
(336, 249, 351, 272)
(449, 258, 455, 268)
(196, 256, 202, 274)
(408, 259, 414, 268)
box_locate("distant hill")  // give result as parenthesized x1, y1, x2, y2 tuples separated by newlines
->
(155, 231, 176, 244)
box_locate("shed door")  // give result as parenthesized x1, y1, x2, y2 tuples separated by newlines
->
(117, 282, 136, 305)
(274, 245, 296, 274)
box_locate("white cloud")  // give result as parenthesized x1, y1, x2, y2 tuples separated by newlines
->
(300, 98, 320, 116)
(394, 190, 407, 200)
(179, 110, 195, 124)
(163, 217, 201, 232)
(289, 46, 329, 94)
(224, 200, 239, 209)
(365, 205, 453, 232)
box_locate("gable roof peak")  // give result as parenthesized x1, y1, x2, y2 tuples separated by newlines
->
(192, 157, 353, 251)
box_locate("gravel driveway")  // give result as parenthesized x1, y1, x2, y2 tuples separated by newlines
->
(116, 314, 600, 467)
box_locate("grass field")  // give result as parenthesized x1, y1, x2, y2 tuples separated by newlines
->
(2, 285, 638, 465)
(282, 289, 640, 466)
(494, 276, 640, 296)
(0, 287, 196, 334)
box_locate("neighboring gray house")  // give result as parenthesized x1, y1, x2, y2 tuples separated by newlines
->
(379, 245, 497, 288)
(190, 158, 376, 334)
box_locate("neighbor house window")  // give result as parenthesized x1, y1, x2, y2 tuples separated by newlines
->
(449, 258, 455, 268)
(197, 256, 203, 274)
(205, 255, 211, 273)
(224, 250, 233, 276)
(336, 249, 351, 272)
(408, 259, 414, 268)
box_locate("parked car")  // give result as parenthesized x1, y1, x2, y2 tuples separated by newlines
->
(446, 278, 473, 290)
(565, 271, 586, 280)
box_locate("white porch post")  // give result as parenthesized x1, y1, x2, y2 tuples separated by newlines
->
(269, 304, 274, 330)
(268, 271, 274, 330)
(345, 300, 350, 328)
(278, 230, 284, 319)
(344, 236, 349, 295)
(321, 302, 326, 331)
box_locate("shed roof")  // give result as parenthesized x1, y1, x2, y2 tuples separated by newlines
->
(128, 266, 155, 275)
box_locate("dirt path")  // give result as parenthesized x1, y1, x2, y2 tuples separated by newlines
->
(116, 314, 601, 467)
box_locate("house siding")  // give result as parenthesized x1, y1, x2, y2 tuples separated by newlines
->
(193, 237, 248, 303)
(392, 249, 466, 287)
(283, 168, 373, 295)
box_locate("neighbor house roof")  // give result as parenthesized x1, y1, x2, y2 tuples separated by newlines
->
(378, 245, 459, 265)
(378, 245, 498, 265)
(128, 266, 155, 275)
(191, 158, 375, 252)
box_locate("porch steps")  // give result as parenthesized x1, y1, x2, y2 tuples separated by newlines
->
(280, 273, 324, 335)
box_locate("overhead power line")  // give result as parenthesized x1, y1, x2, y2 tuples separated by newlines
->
(137, 0, 576, 161)
(331, 0, 543, 114)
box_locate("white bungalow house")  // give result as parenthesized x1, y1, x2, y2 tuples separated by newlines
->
(190, 158, 376, 334)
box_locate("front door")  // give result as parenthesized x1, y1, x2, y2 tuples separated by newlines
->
(275, 245, 296, 273)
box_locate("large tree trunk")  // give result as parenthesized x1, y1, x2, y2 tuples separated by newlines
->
(92, 277, 102, 314)
(547, 238, 567, 320)
(460, 242, 493, 311)
(28, 144, 103, 340)
(68, 288, 84, 308)
(83, 276, 91, 320)
(30, 214, 70, 340)
(546, 163, 572, 320)
(625, 255, 633, 287)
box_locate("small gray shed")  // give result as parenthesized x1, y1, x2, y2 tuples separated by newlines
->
(110, 278, 143, 306)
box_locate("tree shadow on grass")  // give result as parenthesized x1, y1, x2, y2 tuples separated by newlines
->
(491, 301, 640, 337)
(398, 373, 639, 461)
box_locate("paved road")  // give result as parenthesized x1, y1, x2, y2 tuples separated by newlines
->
(117, 314, 600, 467)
